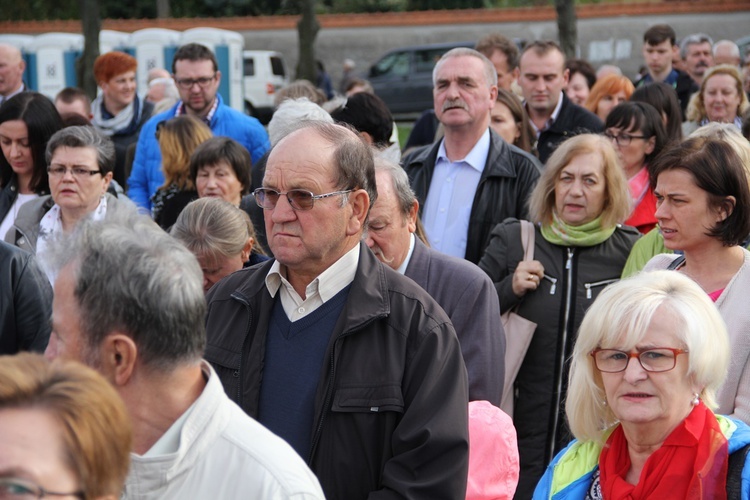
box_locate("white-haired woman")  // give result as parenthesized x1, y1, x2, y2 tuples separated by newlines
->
(535, 270, 750, 499)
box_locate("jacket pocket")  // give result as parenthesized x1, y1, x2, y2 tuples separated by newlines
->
(584, 278, 620, 299)
(331, 385, 405, 413)
(204, 343, 242, 400)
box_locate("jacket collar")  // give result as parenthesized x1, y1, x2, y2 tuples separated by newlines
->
(407, 128, 520, 180)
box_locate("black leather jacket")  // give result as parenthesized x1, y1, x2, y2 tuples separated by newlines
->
(0, 240, 52, 354)
(402, 128, 542, 264)
(203, 245, 470, 500)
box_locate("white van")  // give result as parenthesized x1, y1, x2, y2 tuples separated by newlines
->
(243, 50, 289, 124)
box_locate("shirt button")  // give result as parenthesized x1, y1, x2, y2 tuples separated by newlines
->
(298, 307, 305, 314)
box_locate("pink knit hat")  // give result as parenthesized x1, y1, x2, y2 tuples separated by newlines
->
(465, 401, 520, 500)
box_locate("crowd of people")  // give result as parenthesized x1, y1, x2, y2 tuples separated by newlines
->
(1, 20, 750, 500)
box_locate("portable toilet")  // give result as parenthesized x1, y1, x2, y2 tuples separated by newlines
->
(100, 30, 132, 56)
(28, 33, 84, 99)
(0, 35, 35, 92)
(130, 28, 181, 94)
(181, 28, 245, 112)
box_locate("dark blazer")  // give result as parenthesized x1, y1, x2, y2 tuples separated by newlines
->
(404, 237, 504, 405)
(535, 92, 604, 164)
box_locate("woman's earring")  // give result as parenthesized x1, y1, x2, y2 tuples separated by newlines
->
(691, 393, 700, 406)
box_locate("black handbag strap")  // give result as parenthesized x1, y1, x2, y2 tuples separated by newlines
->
(667, 254, 686, 270)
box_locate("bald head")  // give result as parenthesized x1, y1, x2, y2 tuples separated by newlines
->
(0, 44, 25, 98)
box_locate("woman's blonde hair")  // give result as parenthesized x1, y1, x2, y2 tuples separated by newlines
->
(685, 64, 750, 122)
(0, 353, 132, 499)
(566, 271, 730, 442)
(171, 197, 266, 262)
(527, 134, 631, 228)
(158, 116, 213, 190)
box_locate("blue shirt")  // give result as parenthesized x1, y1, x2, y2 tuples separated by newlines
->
(422, 129, 490, 259)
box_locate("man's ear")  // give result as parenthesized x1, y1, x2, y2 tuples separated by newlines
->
(346, 189, 370, 236)
(407, 200, 419, 234)
(100, 333, 138, 387)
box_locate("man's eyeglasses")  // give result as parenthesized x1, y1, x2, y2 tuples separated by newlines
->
(47, 166, 103, 178)
(0, 477, 85, 499)
(253, 188, 353, 211)
(174, 74, 216, 90)
(603, 131, 649, 146)
(590, 347, 689, 373)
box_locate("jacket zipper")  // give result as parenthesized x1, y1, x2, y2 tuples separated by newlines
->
(584, 278, 619, 299)
(548, 247, 575, 462)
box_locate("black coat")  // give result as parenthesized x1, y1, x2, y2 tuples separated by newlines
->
(402, 129, 542, 264)
(478, 218, 639, 498)
(0, 240, 52, 354)
(535, 93, 604, 164)
(203, 245, 470, 500)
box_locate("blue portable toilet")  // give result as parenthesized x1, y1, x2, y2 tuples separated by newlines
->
(130, 28, 181, 95)
(100, 30, 132, 56)
(181, 28, 245, 112)
(28, 33, 83, 99)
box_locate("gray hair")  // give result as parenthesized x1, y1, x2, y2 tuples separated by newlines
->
(171, 197, 263, 261)
(48, 207, 206, 372)
(46, 126, 115, 175)
(373, 157, 417, 218)
(679, 33, 714, 59)
(267, 97, 333, 146)
(433, 47, 498, 88)
(713, 40, 741, 60)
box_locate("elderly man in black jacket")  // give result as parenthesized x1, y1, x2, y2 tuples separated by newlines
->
(402, 47, 542, 265)
(204, 122, 469, 500)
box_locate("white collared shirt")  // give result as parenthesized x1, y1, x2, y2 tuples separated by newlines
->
(396, 233, 416, 275)
(265, 243, 360, 322)
(528, 91, 565, 138)
(422, 129, 491, 259)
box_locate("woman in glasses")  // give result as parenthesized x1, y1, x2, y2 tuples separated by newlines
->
(642, 136, 750, 425)
(171, 197, 268, 293)
(0, 92, 63, 240)
(478, 134, 639, 498)
(0, 352, 131, 500)
(5, 127, 131, 273)
(604, 101, 669, 234)
(151, 116, 212, 230)
(535, 270, 750, 499)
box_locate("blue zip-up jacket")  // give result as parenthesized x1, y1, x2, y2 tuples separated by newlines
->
(126, 94, 270, 213)
(533, 415, 750, 499)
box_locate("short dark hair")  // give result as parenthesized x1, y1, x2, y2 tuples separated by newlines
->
(0, 92, 63, 193)
(330, 92, 394, 148)
(630, 82, 683, 143)
(172, 43, 218, 74)
(644, 24, 676, 46)
(605, 101, 669, 166)
(55, 87, 92, 114)
(566, 59, 597, 90)
(650, 137, 750, 246)
(46, 126, 115, 175)
(521, 40, 565, 62)
(475, 33, 520, 70)
(189, 137, 251, 195)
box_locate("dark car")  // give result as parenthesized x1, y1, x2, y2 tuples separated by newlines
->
(368, 41, 474, 117)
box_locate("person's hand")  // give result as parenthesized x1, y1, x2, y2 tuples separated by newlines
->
(511, 260, 545, 297)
